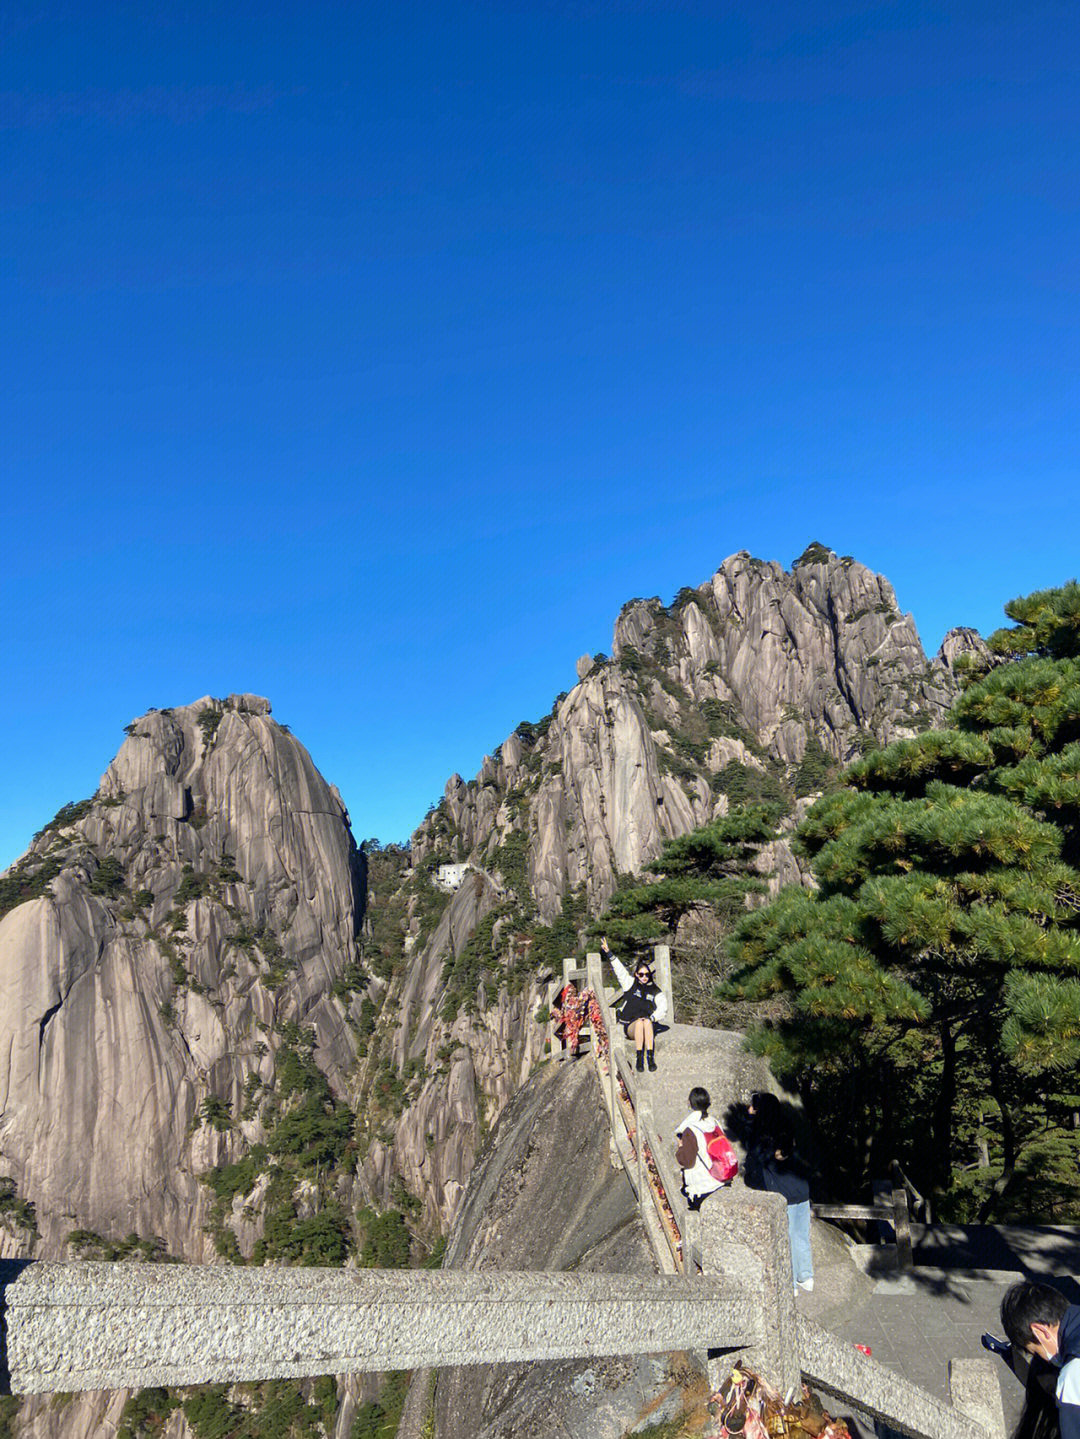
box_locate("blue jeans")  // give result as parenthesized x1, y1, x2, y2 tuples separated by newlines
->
(788, 1200, 813, 1285)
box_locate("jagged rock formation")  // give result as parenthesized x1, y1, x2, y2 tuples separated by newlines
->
(411, 547, 974, 919)
(366, 548, 992, 1230)
(0, 695, 375, 1438)
(0, 694, 364, 1260)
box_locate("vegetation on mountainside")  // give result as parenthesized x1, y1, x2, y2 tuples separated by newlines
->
(0, 1176, 38, 1240)
(118, 1375, 349, 1439)
(590, 805, 786, 1027)
(725, 580, 1080, 1222)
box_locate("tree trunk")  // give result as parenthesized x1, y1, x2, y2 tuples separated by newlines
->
(979, 1052, 1017, 1223)
(932, 1022, 956, 1198)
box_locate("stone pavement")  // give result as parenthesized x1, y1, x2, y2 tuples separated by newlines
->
(820, 1270, 1026, 1433)
(611, 1021, 1080, 1435)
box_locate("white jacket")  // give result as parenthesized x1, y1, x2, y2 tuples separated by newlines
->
(675, 1109, 725, 1200)
(609, 953, 669, 1023)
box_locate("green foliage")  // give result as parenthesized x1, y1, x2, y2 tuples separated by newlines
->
(198, 704, 225, 744)
(260, 1197, 351, 1267)
(349, 1373, 408, 1439)
(0, 1176, 38, 1239)
(89, 855, 126, 896)
(202, 1147, 268, 1204)
(989, 580, 1080, 660)
(0, 852, 63, 920)
(176, 866, 211, 903)
(726, 581, 1080, 1220)
(179, 1379, 339, 1439)
(182, 1386, 239, 1438)
(712, 761, 788, 808)
(33, 797, 93, 840)
(0, 1397, 19, 1439)
(493, 831, 531, 905)
(118, 1388, 178, 1437)
(357, 1206, 412, 1268)
(793, 540, 833, 567)
(592, 807, 780, 985)
(66, 1229, 170, 1262)
(201, 1095, 233, 1133)
(200, 1027, 358, 1266)
(792, 734, 840, 798)
(514, 714, 553, 747)
(441, 910, 499, 1018)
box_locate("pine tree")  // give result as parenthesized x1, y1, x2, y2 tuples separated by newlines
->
(726, 582, 1080, 1219)
(595, 805, 783, 1023)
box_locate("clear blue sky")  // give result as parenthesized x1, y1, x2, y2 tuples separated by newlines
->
(2, 0, 1078, 868)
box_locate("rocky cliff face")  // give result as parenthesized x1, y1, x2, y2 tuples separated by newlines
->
(432, 1060, 663, 1439)
(411, 547, 969, 918)
(0, 694, 364, 1261)
(0, 695, 377, 1438)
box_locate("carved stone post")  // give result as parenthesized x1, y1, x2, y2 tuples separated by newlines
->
(892, 1185, 913, 1270)
(652, 943, 674, 1022)
(696, 1187, 801, 1396)
(948, 1357, 1006, 1439)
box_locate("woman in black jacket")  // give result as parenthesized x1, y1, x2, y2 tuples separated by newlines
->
(743, 1090, 781, 1190)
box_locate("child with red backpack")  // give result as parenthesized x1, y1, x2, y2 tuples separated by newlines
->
(674, 1086, 738, 1211)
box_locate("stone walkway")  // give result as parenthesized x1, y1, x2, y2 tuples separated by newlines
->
(613, 1020, 1080, 1436)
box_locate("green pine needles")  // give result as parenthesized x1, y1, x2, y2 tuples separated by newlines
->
(725, 579, 1080, 1221)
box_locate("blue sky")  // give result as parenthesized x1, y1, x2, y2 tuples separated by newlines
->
(2, 0, 1078, 867)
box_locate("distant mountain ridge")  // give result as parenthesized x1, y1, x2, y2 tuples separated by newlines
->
(411, 544, 984, 916)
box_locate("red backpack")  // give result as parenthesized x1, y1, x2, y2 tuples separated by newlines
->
(705, 1128, 738, 1184)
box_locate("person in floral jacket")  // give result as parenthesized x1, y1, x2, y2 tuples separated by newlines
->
(550, 981, 603, 1058)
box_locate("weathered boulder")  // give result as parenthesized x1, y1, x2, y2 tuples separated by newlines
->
(0, 696, 364, 1261)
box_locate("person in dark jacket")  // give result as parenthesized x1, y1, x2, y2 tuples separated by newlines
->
(761, 1125, 814, 1294)
(742, 1090, 781, 1191)
(1013, 1355, 1063, 1439)
(1001, 1282, 1080, 1439)
(599, 938, 667, 1072)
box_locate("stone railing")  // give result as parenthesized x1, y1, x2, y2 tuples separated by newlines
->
(0, 1262, 752, 1395)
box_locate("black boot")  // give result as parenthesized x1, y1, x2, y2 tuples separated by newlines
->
(646, 1048, 657, 1071)
(635, 1049, 645, 1072)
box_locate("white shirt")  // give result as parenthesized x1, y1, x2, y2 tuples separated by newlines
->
(675, 1109, 725, 1199)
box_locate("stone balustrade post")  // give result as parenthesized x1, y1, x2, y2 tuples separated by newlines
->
(637, 1090, 651, 1217)
(652, 943, 673, 1022)
(696, 1186, 801, 1396)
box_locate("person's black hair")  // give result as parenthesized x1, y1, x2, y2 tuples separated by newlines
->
(749, 1091, 780, 1126)
(689, 1087, 711, 1113)
(1001, 1282, 1069, 1351)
